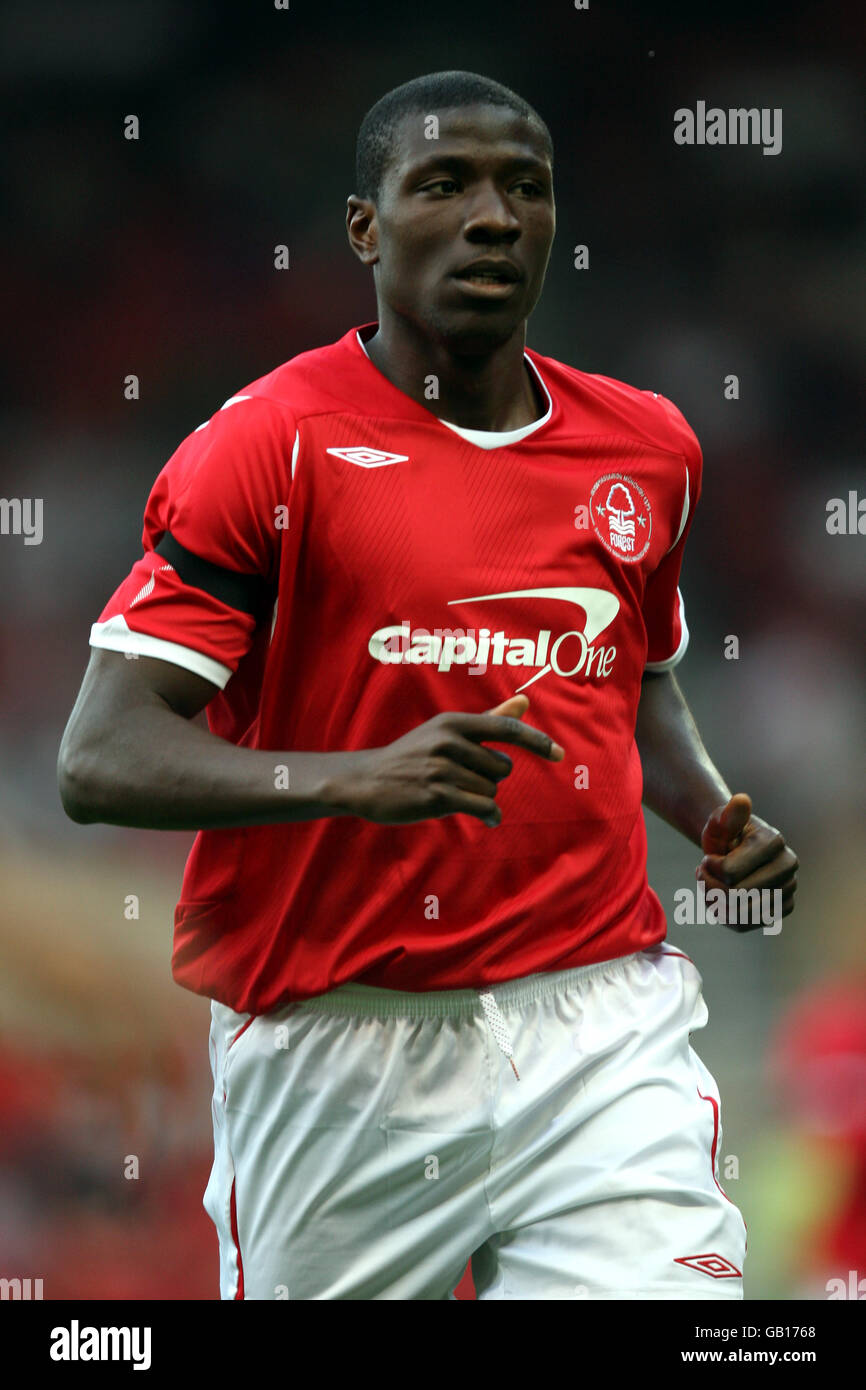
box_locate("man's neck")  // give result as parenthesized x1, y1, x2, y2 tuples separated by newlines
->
(362, 316, 543, 433)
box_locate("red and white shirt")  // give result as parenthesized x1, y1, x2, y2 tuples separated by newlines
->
(91, 322, 702, 1014)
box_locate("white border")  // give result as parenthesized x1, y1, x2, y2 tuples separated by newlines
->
(644, 589, 690, 671)
(89, 615, 232, 689)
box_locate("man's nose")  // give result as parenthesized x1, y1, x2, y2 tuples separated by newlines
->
(462, 184, 521, 239)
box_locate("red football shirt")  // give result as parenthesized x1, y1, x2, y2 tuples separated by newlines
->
(90, 322, 702, 1014)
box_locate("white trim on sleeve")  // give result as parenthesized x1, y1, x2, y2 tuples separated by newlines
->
(644, 588, 690, 672)
(666, 462, 690, 555)
(89, 615, 233, 689)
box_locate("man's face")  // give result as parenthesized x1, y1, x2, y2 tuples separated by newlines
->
(352, 104, 556, 353)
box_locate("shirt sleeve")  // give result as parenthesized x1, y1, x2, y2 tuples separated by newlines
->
(89, 393, 296, 690)
(642, 394, 703, 672)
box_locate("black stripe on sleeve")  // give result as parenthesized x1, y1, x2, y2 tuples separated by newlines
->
(154, 531, 275, 618)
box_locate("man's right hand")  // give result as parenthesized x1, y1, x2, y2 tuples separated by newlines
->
(337, 695, 564, 828)
(59, 651, 563, 832)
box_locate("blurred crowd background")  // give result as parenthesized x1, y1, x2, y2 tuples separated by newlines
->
(1, 0, 863, 1299)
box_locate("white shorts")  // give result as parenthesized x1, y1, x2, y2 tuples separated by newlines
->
(203, 942, 747, 1300)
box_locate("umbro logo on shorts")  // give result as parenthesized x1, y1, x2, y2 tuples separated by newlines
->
(326, 447, 410, 467)
(674, 1253, 743, 1279)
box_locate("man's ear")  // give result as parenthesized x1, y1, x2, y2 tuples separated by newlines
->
(346, 196, 379, 267)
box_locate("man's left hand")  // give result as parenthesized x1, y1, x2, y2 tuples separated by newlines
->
(697, 792, 799, 928)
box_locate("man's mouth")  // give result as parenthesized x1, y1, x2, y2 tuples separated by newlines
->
(458, 269, 513, 284)
(453, 258, 521, 285)
(451, 258, 522, 298)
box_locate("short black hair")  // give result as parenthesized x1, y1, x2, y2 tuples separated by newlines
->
(355, 70, 554, 203)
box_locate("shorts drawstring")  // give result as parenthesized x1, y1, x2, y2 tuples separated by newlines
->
(476, 989, 520, 1080)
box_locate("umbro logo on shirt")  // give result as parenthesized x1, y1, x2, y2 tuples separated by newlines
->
(326, 447, 410, 468)
(674, 1253, 742, 1279)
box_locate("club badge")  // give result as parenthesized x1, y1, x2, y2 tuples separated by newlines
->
(590, 473, 652, 562)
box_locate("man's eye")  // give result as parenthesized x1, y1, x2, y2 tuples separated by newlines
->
(422, 178, 459, 194)
(513, 181, 542, 196)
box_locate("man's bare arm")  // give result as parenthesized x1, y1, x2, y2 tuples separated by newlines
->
(636, 669, 799, 922)
(56, 649, 355, 829)
(57, 652, 562, 831)
(635, 668, 731, 847)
